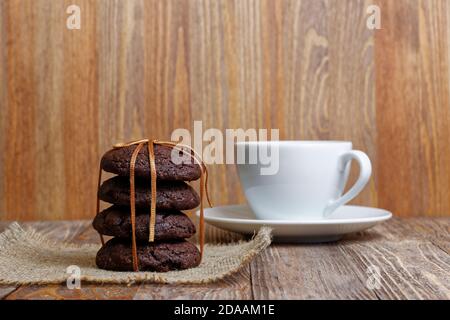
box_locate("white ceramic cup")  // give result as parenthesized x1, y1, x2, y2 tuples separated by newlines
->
(236, 141, 372, 220)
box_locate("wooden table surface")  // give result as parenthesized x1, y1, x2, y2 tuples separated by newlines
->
(0, 218, 449, 300)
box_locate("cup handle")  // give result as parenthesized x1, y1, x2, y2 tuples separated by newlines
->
(323, 150, 372, 217)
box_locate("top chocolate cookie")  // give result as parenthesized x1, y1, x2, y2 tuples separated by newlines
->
(101, 143, 201, 181)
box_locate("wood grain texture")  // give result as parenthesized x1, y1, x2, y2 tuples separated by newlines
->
(3, 0, 38, 220)
(62, 0, 99, 219)
(250, 243, 379, 299)
(5, 284, 140, 300)
(250, 217, 450, 300)
(0, 0, 377, 220)
(375, 217, 450, 255)
(375, 0, 450, 217)
(34, 1, 66, 219)
(0, 1, 6, 218)
(134, 267, 252, 300)
(339, 219, 450, 299)
(0, 0, 449, 219)
(2, 218, 449, 300)
(328, 0, 377, 206)
(339, 240, 450, 299)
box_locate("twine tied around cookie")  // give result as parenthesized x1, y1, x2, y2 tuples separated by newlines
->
(96, 139, 212, 272)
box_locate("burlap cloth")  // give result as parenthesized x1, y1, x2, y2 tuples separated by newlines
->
(0, 223, 271, 285)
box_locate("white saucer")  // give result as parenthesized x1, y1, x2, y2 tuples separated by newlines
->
(196, 204, 392, 243)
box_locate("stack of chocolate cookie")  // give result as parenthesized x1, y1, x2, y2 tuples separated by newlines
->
(93, 143, 202, 272)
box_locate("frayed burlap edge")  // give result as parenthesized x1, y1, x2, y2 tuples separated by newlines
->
(0, 222, 272, 285)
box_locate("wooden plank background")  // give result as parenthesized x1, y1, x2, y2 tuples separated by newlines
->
(1, 218, 449, 299)
(0, 0, 448, 220)
(375, 0, 450, 217)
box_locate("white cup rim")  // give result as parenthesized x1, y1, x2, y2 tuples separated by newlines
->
(236, 140, 352, 146)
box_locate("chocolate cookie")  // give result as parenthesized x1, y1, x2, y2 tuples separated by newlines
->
(96, 237, 201, 272)
(93, 205, 196, 240)
(98, 177, 200, 210)
(101, 143, 201, 181)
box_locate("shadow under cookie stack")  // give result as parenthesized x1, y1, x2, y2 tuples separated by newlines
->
(93, 141, 203, 272)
